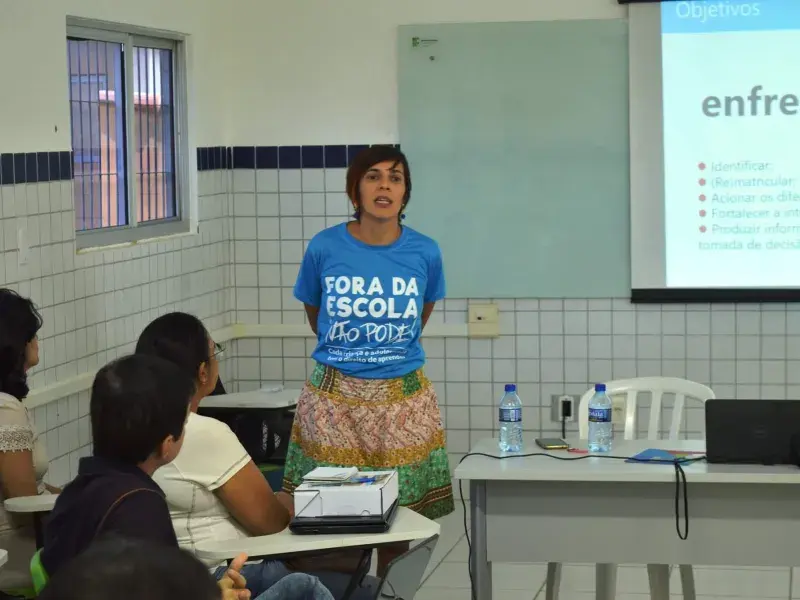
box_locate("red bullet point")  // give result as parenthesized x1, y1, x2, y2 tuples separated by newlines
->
(699, 210, 706, 217)
(698, 162, 706, 170)
(700, 226, 707, 233)
(699, 178, 706, 186)
(699, 194, 707, 202)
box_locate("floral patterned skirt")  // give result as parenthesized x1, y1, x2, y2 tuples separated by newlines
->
(282, 363, 454, 520)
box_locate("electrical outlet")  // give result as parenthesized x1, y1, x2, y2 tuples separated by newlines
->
(612, 397, 626, 425)
(550, 394, 578, 422)
(467, 303, 499, 338)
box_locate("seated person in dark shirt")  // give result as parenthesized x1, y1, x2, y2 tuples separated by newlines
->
(40, 354, 195, 577)
(38, 354, 334, 600)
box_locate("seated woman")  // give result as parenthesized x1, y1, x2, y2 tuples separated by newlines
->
(0, 289, 55, 594)
(137, 313, 375, 600)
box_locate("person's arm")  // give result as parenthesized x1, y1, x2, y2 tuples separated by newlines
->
(0, 403, 40, 502)
(44, 483, 61, 494)
(294, 241, 323, 334)
(304, 304, 320, 335)
(421, 303, 436, 329)
(215, 460, 292, 536)
(422, 243, 446, 331)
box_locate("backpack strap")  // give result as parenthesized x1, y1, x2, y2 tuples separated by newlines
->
(94, 488, 163, 539)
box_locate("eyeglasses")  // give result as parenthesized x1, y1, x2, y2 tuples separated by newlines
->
(212, 343, 225, 359)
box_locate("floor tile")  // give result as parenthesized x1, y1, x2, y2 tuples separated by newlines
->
(416, 590, 535, 600)
(543, 595, 766, 600)
(669, 565, 789, 598)
(554, 564, 655, 594)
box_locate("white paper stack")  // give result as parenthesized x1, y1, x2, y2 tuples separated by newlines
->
(302, 466, 358, 483)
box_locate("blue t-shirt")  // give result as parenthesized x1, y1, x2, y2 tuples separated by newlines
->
(294, 223, 446, 379)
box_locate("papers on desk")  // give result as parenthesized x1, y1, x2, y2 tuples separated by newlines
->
(303, 467, 358, 483)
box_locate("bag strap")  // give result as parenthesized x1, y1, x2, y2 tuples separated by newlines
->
(94, 488, 162, 539)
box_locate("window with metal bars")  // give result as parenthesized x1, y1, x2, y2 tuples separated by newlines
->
(66, 21, 189, 248)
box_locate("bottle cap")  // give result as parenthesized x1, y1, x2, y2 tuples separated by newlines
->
(595, 383, 606, 392)
(504, 384, 516, 392)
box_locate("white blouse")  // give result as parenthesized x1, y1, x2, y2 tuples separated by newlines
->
(0, 392, 49, 590)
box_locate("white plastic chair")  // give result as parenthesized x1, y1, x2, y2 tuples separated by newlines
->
(546, 377, 715, 600)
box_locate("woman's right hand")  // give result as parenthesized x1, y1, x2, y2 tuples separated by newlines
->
(218, 554, 251, 600)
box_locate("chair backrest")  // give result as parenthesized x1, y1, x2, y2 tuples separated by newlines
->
(577, 377, 715, 441)
(372, 534, 439, 600)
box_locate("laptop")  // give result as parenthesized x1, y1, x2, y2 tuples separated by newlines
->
(289, 498, 399, 535)
(705, 399, 800, 465)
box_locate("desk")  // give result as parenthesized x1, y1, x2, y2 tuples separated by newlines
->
(194, 507, 440, 562)
(201, 389, 299, 411)
(200, 390, 299, 470)
(4, 494, 58, 548)
(455, 438, 800, 600)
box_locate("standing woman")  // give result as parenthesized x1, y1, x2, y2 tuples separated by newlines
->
(283, 146, 454, 572)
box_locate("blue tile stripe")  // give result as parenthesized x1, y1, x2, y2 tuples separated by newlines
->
(0, 151, 73, 185)
(198, 144, 401, 171)
(0, 144, 404, 181)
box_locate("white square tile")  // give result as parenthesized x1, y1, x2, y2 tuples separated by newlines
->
(258, 241, 280, 263)
(302, 193, 326, 216)
(301, 169, 325, 193)
(279, 169, 302, 192)
(279, 193, 303, 216)
(257, 170, 279, 193)
(324, 169, 347, 192)
(233, 193, 256, 216)
(326, 192, 350, 216)
(280, 217, 303, 240)
(232, 170, 256, 193)
(257, 194, 279, 216)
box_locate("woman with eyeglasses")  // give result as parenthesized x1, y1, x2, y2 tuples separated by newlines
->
(137, 313, 375, 600)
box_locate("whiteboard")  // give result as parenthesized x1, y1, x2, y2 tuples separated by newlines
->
(398, 20, 631, 298)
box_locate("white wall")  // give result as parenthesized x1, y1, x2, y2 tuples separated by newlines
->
(221, 0, 627, 145)
(0, 0, 227, 151)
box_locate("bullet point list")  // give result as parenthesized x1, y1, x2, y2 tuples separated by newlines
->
(700, 225, 707, 233)
(699, 210, 707, 217)
(699, 178, 707, 186)
(699, 194, 707, 201)
(698, 162, 706, 170)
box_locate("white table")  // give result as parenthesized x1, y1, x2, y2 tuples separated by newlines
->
(455, 438, 800, 600)
(201, 389, 300, 410)
(4, 494, 58, 548)
(195, 507, 440, 562)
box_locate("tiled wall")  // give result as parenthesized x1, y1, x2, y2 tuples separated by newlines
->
(223, 143, 800, 481)
(1, 148, 234, 486)
(10, 142, 800, 488)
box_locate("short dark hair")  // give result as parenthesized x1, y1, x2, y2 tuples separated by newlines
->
(346, 145, 412, 220)
(136, 312, 211, 380)
(91, 354, 194, 464)
(0, 289, 43, 400)
(39, 537, 219, 600)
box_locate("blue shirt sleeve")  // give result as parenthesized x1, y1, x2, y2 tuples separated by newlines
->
(424, 243, 446, 304)
(294, 241, 322, 306)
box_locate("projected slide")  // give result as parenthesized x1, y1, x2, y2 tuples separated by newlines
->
(662, 0, 800, 288)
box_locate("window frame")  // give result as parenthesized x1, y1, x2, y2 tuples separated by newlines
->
(66, 18, 192, 250)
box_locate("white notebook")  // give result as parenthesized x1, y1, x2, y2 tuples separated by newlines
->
(302, 466, 358, 483)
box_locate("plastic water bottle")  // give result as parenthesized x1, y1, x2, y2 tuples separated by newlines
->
(588, 383, 613, 452)
(498, 384, 523, 452)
